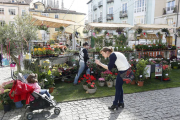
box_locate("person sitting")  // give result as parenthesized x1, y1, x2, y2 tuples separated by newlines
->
(26, 74, 54, 100)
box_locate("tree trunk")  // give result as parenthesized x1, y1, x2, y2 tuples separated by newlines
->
(11, 54, 21, 72)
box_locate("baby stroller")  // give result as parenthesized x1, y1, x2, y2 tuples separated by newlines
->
(11, 70, 61, 120)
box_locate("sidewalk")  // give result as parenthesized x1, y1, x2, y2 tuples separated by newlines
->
(0, 67, 180, 120)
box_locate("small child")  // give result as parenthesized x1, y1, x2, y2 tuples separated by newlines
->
(26, 74, 54, 100)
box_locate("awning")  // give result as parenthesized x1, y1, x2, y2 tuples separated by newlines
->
(31, 15, 82, 28)
(87, 23, 133, 30)
(133, 24, 177, 30)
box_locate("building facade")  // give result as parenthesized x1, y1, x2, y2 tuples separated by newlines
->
(154, 0, 180, 46)
(87, 0, 155, 35)
(0, 0, 29, 26)
(30, 2, 86, 42)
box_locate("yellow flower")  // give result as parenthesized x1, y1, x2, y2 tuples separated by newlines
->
(38, 48, 42, 51)
(59, 73, 62, 75)
(34, 48, 37, 51)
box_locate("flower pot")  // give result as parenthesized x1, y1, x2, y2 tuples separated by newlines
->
(83, 85, 88, 90)
(137, 81, 144, 87)
(106, 81, 113, 87)
(87, 88, 97, 94)
(114, 79, 116, 86)
(163, 77, 170, 81)
(98, 81, 105, 87)
(3, 104, 11, 112)
(49, 87, 54, 93)
(131, 80, 136, 85)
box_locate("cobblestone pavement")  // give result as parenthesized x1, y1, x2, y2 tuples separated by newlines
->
(0, 67, 180, 120)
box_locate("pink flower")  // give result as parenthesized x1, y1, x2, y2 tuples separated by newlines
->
(91, 85, 94, 88)
(99, 78, 105, 81)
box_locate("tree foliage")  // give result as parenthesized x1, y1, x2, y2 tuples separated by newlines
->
(0, 14, 38, 71)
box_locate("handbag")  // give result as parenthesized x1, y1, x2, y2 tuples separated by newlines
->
(119, 68, 134, 84)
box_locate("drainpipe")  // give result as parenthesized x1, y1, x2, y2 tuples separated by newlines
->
(175, 0, 180, 46)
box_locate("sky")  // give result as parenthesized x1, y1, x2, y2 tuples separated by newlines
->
(33, 0, 89, 19)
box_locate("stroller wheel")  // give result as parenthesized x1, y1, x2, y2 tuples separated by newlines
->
(26, 112, 33, 120)
(54, 107, 61, 115)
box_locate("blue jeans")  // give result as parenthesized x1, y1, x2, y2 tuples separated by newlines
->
(113, 71, 125, 106)
(74, 61, 90, 84)
(39, 89, 50, 98)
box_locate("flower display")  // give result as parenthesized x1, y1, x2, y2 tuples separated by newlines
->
(87, 82, 96, 89)
(78, 74, 96, 85)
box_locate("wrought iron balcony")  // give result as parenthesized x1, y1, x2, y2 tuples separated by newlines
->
(98, 17, 102, 23)
(98, 1, 103, 7)
(107, 0, 114, 3)
(119, 11, 128, 18)
(107, 14, 113, 20)
(93, 5, 97, 11)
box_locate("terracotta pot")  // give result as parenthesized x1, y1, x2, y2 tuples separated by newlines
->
(131, 80, 136, 85)
(137, 81, 144, 87)
(49, 87, 54, 93)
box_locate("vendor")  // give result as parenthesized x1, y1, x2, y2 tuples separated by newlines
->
(73, 42, 90, 85)
(95, 47, 130, 110)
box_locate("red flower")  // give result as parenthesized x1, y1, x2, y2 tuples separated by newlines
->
(114, 73, 118, 75)
(110, 72, 113, 75)
(91, 85, 94, 88)
(86, 80, 91, 83)
(83, 74, 86, 78)
(78, 81, 81, 83)
(92, 82, 95, 85)
(131, 64, 133, 66)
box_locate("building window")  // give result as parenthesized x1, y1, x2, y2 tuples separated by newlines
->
(167, 19, 173, 25)
(12, 0, 14, 3)
(22, 10, 26, 16)
(122, 3, 127, 12)
(0, 21, 5, 26)
(55, 15, 59, 19)
(55, 28, 59, 31)
(9, 9, 15, 15)
(109, 7, 113, 14)
(35, 5, 38, 9)
(0, 8, 4, 14)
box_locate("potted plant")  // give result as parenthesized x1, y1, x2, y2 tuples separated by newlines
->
(81, 74, 96, 90)
(83, 29, 89, 36)
(86, 82, 97, 94)
(104, 30, 108, 35)
(162, 65, 171, 81)
(94, 27, 102, 34)
(136, 59, 148, 86)
(45, 70, 55, 93)
(136, 28, 143, 35)
(59, 26, 64, 32)
(105, 74, 114, 87)
(38, 24, 49, 33)
(0, 89, 12, 112)
(98, 78, 105, 87)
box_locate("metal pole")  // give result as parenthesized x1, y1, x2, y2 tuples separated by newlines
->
(175, 0, 180, 46)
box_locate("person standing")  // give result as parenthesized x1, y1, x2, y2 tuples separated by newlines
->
(95, 47, 130, 110)
(73, 42, 90, 85)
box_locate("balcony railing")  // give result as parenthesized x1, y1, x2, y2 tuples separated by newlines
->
(119, 11, 128, 18)
(93, 19, 97, 23)
(93, 5, 97, 11)
(107, 0, 114, 3)
(107, 14, 113, 20)
(98, 17, 102, 22)
(163, 5, 177, 15)
(98, 1, 103, 7)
